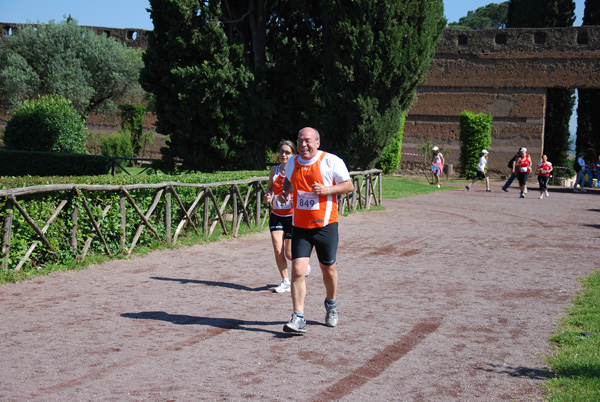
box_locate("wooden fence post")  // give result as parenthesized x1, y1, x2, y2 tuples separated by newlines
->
(203, 191, 210, 236)
(70, 203, 78, 252)
(1, 199, 13, 270)
(231, 187, 238, 237)
(120, 192, 126, 251)
(165, 188, 172, 243)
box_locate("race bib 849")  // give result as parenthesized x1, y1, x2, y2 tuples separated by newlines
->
(296, 190, 319, 210)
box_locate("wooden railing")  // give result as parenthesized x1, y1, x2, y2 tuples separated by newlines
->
(0, 170, 382, 271)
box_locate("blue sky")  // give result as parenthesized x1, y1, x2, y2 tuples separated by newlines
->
(0, 0, 586, 30)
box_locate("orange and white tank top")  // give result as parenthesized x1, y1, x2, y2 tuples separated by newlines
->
(290, 152, 338, 229)
(271, 164, 293, 217)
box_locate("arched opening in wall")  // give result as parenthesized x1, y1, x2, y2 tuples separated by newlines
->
(127, 30, 137, 40)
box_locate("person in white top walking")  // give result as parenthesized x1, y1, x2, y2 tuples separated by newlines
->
(465, 150, 492, 192)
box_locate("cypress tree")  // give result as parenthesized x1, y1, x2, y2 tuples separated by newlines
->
(576, 0, 600, 161)
(507, 0, 575, 168)
(140, 0, 254, 172)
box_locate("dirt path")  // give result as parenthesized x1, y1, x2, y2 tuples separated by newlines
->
(1, 181, 599, 401)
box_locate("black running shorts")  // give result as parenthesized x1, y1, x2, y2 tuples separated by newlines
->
(269, 213, 292, 239)
(291, 222, 338, 266)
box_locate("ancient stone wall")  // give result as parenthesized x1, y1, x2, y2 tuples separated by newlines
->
(404, 26, 600, 176)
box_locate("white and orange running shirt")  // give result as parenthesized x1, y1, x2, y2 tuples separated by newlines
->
(285, 150, 351, 229)
(271, 164, 293, 217)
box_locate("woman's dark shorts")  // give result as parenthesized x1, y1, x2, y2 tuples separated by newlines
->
(269, 213, 292, 239)
(517, 171, 530, 186)
(538, 175, 550, 190)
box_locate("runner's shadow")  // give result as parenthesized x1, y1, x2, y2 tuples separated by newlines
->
(121, 311, 309, 338)
(150, 276, 273, 292)
(475, 363, 553, 380)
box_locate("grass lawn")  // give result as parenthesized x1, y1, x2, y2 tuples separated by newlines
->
(545, 271, 600, 401)
(381, 175, 460, 199)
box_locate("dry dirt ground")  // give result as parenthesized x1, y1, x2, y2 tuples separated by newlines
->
(1, 180, 599, 401)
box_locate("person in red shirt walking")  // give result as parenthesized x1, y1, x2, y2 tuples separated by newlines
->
(516, 148, 532, 198)
(536, 154, 553, 199)
(278, 127, 354, 334)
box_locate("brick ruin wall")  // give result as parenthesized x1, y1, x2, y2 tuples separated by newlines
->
(404, 26, 600, 177)
(1, 23, 599, 173)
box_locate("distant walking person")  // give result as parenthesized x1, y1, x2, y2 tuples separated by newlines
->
(278, 127, 354, 334)
(595, 155, 600, 188)
(465, 150, 491, 192)
(431, 146, 445, 188)
(502, 150, 520, 192)
(536, 154, 553, 199)
(516, 147, 532, 198)
(574, 152, 587, 193)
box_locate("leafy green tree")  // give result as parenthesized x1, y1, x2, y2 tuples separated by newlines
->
(3, 95, 87, 154)
(447, 2, 509, 30)
(576, 0, 600, 159)
(507, 0, 575, 168)
(317, 1, 446, 169)
(0, 18, 144, 117)
(459, 111, 492, 178)
(141, 0, 446, 171)
(140, 1, 254, 172)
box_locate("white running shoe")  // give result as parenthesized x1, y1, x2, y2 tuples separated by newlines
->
(436, 184, 440, 188)
(524, 188, 528, 194)
(273, 279, 291, 293)
(305, 264, 311, 277)
(539, 194, 543, 199)
(544, 190, 549, 197)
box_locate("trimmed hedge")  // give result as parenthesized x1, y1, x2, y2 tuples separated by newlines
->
(459, 111, 493, 179)
(0, 149, 111, 177)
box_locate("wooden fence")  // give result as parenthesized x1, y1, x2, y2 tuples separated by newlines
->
(0, 170, 382, 271)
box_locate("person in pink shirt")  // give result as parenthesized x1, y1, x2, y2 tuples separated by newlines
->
(430, 146, 445, 188)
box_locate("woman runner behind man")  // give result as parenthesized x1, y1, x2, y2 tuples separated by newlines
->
(264, 140, 310, 293)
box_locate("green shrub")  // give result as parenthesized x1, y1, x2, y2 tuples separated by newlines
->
(377, 115, 405, 174)
(120, 104, 151, 156)
(3, 94, 87, 154)
(459, 111, 492, 179)
(100, 130, 134, 159)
